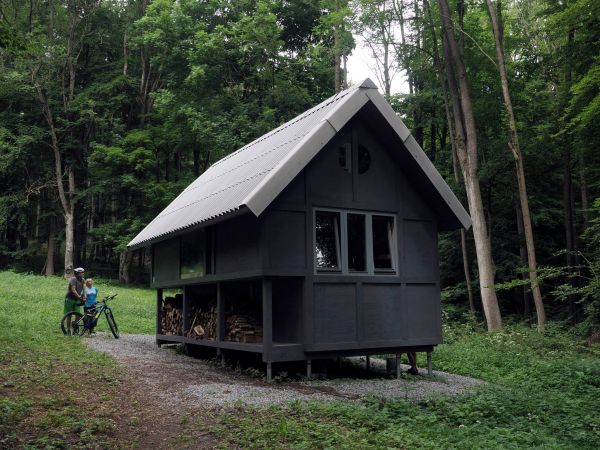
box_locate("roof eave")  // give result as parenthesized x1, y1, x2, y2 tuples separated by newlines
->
(127, 206, 252, 250)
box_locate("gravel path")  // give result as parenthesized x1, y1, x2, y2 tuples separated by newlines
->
(86, 334, 482, 409)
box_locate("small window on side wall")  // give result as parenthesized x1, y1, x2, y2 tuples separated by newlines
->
(315, 211, 341, 270)
(372, 215, 395, 271)
(180, 230, 206, 279)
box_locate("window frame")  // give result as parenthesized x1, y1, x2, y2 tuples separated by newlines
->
(313, 208, 397, 276)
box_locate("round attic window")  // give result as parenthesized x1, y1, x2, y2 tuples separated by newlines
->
(358, 145, 371, 174)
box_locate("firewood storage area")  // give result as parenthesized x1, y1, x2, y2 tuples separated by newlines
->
(222, 280, 263, 344)
(160, 291, 184, 336)
(185, 285, 217, 340)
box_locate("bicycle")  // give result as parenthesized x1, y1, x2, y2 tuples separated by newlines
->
(61, 293, 119, 338)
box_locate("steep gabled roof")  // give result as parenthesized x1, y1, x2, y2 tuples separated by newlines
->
(128, 79, 470, 250)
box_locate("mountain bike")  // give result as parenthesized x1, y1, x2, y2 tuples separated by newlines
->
(61, 293, 119, 338)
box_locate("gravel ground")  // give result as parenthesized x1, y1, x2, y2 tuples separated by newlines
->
(86, 334, 483, 408)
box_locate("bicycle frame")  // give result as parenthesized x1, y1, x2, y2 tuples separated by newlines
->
(77, 295, 117, 329)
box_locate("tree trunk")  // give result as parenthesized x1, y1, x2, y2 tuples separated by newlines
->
(485, 0, 545, 329)
(35, 199, 41, 240)
(563, 145, 577, 319)
(334, 0, 342, 93)
(515, 203, 531, 323)
(119, 251, 133, 283)
(193, 138, 201, 177)
(424, 0, 474, 314)
(438, 0, 502, 330)
(45, 217, 55, 276)
(123, 32, 128, 76)
(580, 154, 589, 229)
(64, 210, 75, 277)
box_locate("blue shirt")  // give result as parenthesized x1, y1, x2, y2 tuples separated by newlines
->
(84, 287, 98, 308)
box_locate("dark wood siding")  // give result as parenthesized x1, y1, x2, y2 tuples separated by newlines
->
(152, 238, 179, 286)
(214, 214, 261, 274)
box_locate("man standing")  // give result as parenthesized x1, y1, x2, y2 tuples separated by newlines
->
(64, 268, 86, 333)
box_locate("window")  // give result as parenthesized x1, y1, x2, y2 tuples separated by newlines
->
(180, 229, 210, 279)
(372, 215, 395, 271)
(314, 209, 396, 275)
(347, 214, 366, 271)
(315, 211, 341, 270)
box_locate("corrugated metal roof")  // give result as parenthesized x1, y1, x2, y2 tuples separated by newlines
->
(128, 78, 470, 249)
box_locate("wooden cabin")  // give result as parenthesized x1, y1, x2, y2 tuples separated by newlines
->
(128, 79, 471, 381)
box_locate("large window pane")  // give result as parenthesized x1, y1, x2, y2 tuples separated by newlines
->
(372, 215, 395, 270)
(315, 211, 341, 269)
(347, 213, 366, 272)
(180, 230, 206, 279)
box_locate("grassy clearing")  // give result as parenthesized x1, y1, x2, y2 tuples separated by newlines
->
(0, 271, 154, 448)
(215, 323, 600, 449)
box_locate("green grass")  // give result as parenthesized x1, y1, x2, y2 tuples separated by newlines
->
(0, 270, 155, 448)
(215, 323, 600, 449)
(1, 270, 599, 449)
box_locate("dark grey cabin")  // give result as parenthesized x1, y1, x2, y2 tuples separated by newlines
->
(128, 78, 471, 380)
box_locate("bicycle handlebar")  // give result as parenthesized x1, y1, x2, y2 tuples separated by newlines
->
(102, 293, 118, 302)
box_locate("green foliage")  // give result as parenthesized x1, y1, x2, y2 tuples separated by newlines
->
(216, 323, 600, 449)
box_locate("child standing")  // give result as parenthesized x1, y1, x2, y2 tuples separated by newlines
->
(84, 278, 98, 333)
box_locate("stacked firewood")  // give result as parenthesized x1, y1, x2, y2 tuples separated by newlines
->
(224, 314, 263, 343)
(186, 305, 217, 340)
(161, 296, 183, 335)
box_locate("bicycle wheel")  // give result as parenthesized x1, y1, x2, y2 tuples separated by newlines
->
(105, 309, 119, 339)
(61, 311, 84, 336)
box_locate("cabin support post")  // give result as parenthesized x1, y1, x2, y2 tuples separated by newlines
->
(266, 362, 272, 382)
(306, 360, 312, 379)
(395, 353, 401, 379)
(366, 355, 371, 372)
(182, 286, 189, 336)
(156, 288, 163, 347)
(427, 351, 433, 376)
(263, 278, 273, 382)
(216, 282, 224, 341)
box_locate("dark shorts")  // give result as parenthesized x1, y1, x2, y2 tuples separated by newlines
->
(64, 297, 82, 314)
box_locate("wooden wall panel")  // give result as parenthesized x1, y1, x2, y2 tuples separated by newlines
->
(403, 219, 437, 283)
(361, 284, 402, 341)
(404, 284, 442, 342)
(313, 284, 357, 344)
(215, 214, 260, 274)
(152, 238, 180, 285)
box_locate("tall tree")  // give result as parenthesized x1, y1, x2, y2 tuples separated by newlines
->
(437, 0, 502, 330)
(484, 0, 546, 329)
(27, 0, 101, 277)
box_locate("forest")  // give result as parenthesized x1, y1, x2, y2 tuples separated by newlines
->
(0, 0, 599, 335)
